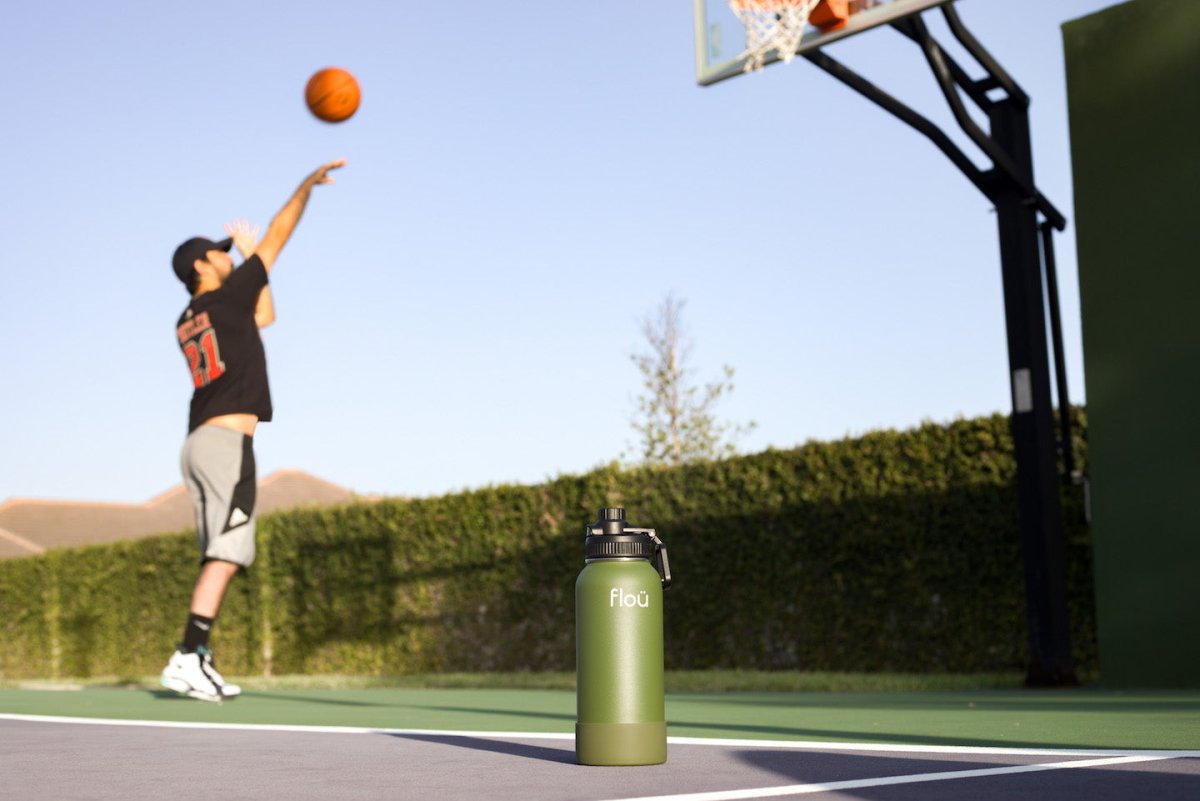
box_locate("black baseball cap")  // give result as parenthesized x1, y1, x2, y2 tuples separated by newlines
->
(173, 236, 233, 290)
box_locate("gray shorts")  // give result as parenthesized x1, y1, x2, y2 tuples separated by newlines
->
(180, 425, 257, 567)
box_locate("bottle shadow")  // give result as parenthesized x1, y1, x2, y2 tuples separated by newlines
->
(382, 732, 576, 765)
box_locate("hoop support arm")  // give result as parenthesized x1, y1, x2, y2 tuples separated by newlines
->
(898, 14, 1067, 230)
(801, 48, 992, 198)
(940, 3, 1028, 107)
(891, 15, 996, 111)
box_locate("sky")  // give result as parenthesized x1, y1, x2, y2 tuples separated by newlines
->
(0, 0, 1120, 504)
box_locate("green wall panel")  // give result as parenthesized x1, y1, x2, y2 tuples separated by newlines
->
(1064, 0, 1200, 688)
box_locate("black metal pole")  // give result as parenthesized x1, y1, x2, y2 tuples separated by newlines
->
(1040, 222, 1078, 483)
(989, 98, 1078, 687)
(804, 5, 1079, 686)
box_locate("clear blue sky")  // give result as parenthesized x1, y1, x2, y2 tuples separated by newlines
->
(0, 0, 1117, 503)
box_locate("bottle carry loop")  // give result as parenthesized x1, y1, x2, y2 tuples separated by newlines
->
(623, 528, 672, 590)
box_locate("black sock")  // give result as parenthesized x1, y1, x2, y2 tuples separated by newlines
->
(181, 613, 215, 653)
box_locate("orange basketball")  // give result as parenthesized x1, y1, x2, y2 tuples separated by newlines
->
(305, 67, 360, 123)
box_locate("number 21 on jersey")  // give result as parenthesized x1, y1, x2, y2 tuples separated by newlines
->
(177, 311, 225, 388)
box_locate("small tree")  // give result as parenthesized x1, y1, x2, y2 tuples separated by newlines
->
(629, 293, 755, 466)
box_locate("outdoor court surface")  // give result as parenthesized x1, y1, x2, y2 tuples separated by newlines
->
(2, 686, 1197, 799)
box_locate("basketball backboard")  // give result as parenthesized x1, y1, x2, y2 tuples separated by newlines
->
(694, 0, 955, 86)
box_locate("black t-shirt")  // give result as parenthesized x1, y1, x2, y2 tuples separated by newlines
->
(176, 255, 273, 432)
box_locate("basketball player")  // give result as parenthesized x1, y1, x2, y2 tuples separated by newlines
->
(160, 159, 345, 702)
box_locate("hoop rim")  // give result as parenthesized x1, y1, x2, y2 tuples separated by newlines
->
(695, 0, 957, 87)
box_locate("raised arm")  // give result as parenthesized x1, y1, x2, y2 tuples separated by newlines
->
(255, 159, 346, 272)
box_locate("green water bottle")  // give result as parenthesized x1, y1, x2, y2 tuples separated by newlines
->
(576, 507, 672, 766)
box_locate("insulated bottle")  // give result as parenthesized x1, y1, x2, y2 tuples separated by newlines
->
(575, 507, 672, 766)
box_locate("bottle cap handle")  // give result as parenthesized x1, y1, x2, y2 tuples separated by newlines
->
(649, 532, 672, 590)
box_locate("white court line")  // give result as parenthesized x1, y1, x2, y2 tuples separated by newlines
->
(0, 713, 573, 740)
(667, 735, 1200, 758)
(1, 714, 1198, 759)
(594, 755, 1178, 801)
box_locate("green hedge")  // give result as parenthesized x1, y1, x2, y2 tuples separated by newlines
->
(0, 410, 1093, 679)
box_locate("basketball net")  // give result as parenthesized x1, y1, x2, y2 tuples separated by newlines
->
(729, 0, 824, 73)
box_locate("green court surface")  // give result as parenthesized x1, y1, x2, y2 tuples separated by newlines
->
(2, 686, 1197, 750)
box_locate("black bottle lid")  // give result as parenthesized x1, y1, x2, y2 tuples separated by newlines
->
(585, 508, 655, 559)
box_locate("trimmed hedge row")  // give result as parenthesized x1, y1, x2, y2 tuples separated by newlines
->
(0, 410, 1093, 679)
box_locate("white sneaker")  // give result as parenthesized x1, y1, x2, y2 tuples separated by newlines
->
(160, 646, 241, 702)
(195, 645, 241, 698)
(161, 649, 222, 702)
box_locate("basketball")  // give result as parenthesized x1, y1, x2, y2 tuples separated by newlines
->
(305, 67, 360, 123)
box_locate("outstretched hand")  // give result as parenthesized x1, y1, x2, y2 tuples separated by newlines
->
(306, 159, 347, 187)
(225, 219, 261, 260)
(255, 159, 349, 273)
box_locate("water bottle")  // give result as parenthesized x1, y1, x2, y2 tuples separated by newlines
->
(576, 507, 672, 766)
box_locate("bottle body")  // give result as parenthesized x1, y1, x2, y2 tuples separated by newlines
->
(575, 557, 666, 766)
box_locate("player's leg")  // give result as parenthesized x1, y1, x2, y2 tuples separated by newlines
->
(163, 559, 243, 701)
(181, 559, 244, 698)
(162, 568, 249, 703)
(161, 427, 257, 701)
(190, 558, 240, 617)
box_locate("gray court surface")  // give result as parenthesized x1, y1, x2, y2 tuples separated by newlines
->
(3, 717, 1197, 800)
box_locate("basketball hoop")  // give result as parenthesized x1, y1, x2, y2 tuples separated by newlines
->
(729, 0, 823, 72)
(728, 0, 856, 73)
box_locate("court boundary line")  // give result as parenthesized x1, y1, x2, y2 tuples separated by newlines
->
(592, 755, 1180, 801)
(3, 713, 1198, 759)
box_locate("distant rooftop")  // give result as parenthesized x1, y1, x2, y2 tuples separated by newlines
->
(0, 470, 363, 560)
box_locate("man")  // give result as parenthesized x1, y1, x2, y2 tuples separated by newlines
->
(161, 159, 345, 702)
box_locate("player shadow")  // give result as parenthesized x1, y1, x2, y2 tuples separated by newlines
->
(234, 691, 384, 707)
(145, 689, 383, 708)
(382, 732, 576, 765)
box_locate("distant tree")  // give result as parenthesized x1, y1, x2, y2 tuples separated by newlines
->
(629, 293, 755, 466)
